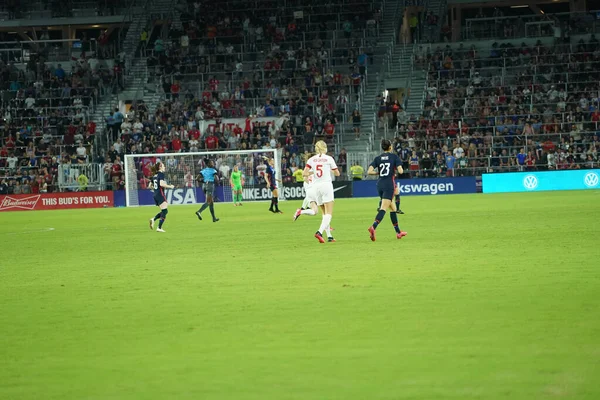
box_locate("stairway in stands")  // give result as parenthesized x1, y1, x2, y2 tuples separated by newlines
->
(341, 0, 405, 153)
(91, 0, 175, 154)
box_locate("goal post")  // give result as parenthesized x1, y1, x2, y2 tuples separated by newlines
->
(124, 148, 283, 207)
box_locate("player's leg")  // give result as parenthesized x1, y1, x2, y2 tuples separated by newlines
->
(206, 194, 219, 222)
(394, 185, 403, 214)
(369, 186, 392, 241)
(272, 188, 281, 213)
(157, 202, 168, 232)
(237, 187, 243, 205)
(269, 187, 275, 212)
(322, 201, 335, 242)
(390, 210, 407, 239)
(196, 184, 211, 220)
(316, 187, 334, 242)
(313, 189, 327, 243)
(150, 199, 161, 229)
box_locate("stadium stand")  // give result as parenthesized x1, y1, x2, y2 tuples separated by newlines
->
(87, 0, 393, 189)
(2, 0, 599, 194)
(372, 9, 600, 178)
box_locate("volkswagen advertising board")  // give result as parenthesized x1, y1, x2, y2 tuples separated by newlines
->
(482, 170, 600, 193)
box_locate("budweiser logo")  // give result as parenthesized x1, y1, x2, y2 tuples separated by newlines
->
(0, 195, 41, 211)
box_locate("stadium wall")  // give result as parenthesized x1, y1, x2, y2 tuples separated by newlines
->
(353, 177, 477, 197)
(3, 172, 598, 211)
(0, 192, 113, 212)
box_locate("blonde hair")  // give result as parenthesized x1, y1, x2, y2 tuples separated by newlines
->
(315, 140, 327, 155)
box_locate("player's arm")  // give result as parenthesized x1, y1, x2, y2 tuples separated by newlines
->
(302, 165, 312, 178)
(331, 160, 340, 177)
(367, 165, 379, 175)
(367, 158, 379, 175)
(159, 179, 174, 189)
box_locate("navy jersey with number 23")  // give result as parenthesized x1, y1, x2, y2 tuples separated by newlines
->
(370, 153, 401, 184)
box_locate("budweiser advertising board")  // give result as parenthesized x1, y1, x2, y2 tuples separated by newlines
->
(0, 192, 114, 212)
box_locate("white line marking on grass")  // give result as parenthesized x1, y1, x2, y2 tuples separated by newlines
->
(5, 228, 55, 235)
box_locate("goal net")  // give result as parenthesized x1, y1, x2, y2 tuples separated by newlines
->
(124, 149, 283, 207)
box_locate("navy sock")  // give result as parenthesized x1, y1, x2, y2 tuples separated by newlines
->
(274, 197, 279, 211)
(395, 194, 400, 210)
(390, 212, 401, 233)
(373, 209, 386, 229)
(153, 212, 161, 221)
(269, 198, 275, 210)
(158, 209, 168, 228)
(209, 203, 216, 219)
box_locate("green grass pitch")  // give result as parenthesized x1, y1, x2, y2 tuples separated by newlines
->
(1, 191, 599, 400)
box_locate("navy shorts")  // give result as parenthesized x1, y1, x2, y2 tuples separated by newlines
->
(270, 184, 277, 192)
(203, 182, 215, 196)
(377, 182, 395, 201)
(154, 192, 166, 206)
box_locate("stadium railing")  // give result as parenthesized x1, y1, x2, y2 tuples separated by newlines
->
(463, 11, 600, 42)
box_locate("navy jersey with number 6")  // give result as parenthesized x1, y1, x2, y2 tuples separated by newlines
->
(370, 152, 401, 200)
(152, 172, 167, 205)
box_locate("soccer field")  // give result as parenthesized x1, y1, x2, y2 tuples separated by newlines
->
(1, 191, 599, 400)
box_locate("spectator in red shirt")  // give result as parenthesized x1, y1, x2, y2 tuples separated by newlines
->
(172, 136, 182, 152)
(5, 134, 15, 150)
(324, 120, 335, 144)
(244, 116, 254, 133)
(205, 131, 218, 150)
(87, 121, 97, 135)
(209, 76, 219, 98)
(171, 81, 181, 100)
(233, 124, 243, 137)
(188, 127, 201, 141)
(592, 110, 600, 128)
(139, 176, 150, 190)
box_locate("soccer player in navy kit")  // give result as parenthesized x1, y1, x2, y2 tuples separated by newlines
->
(149, 161, 175, 233)
(367, 139, 407, 241)
(264, 156, 282, 214)
(195, 159, 219, 222)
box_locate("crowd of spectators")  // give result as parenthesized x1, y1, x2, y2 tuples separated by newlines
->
(142, 0, 381, 149)
(98, 107, 352, 190)
(0, 54, 122, 194)
(379, 38, 600, 177)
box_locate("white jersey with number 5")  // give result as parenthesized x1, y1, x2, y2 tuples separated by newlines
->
(306, 154, 338, 183)
(306, 154, 338, 205)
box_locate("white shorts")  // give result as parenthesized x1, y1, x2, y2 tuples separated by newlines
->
(302, 186, 317, 209)
(313, 182, 334, 206)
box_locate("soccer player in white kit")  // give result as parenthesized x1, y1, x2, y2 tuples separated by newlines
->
(301, 140, 340, 243)
(294, 172, 335, 241)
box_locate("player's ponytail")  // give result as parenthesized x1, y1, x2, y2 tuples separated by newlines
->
(381, 139, 392, 152)
(315, 140, 327, 155)
(150, 161, 162, 175)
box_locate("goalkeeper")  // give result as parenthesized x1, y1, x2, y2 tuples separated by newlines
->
(230, 164, 244, 206)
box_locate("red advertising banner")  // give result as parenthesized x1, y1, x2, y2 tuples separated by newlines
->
(0, 191, 114, 212)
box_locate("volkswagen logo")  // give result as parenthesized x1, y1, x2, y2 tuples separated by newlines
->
(583, 172, 599, 188)
(523, 175, 538, 190)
